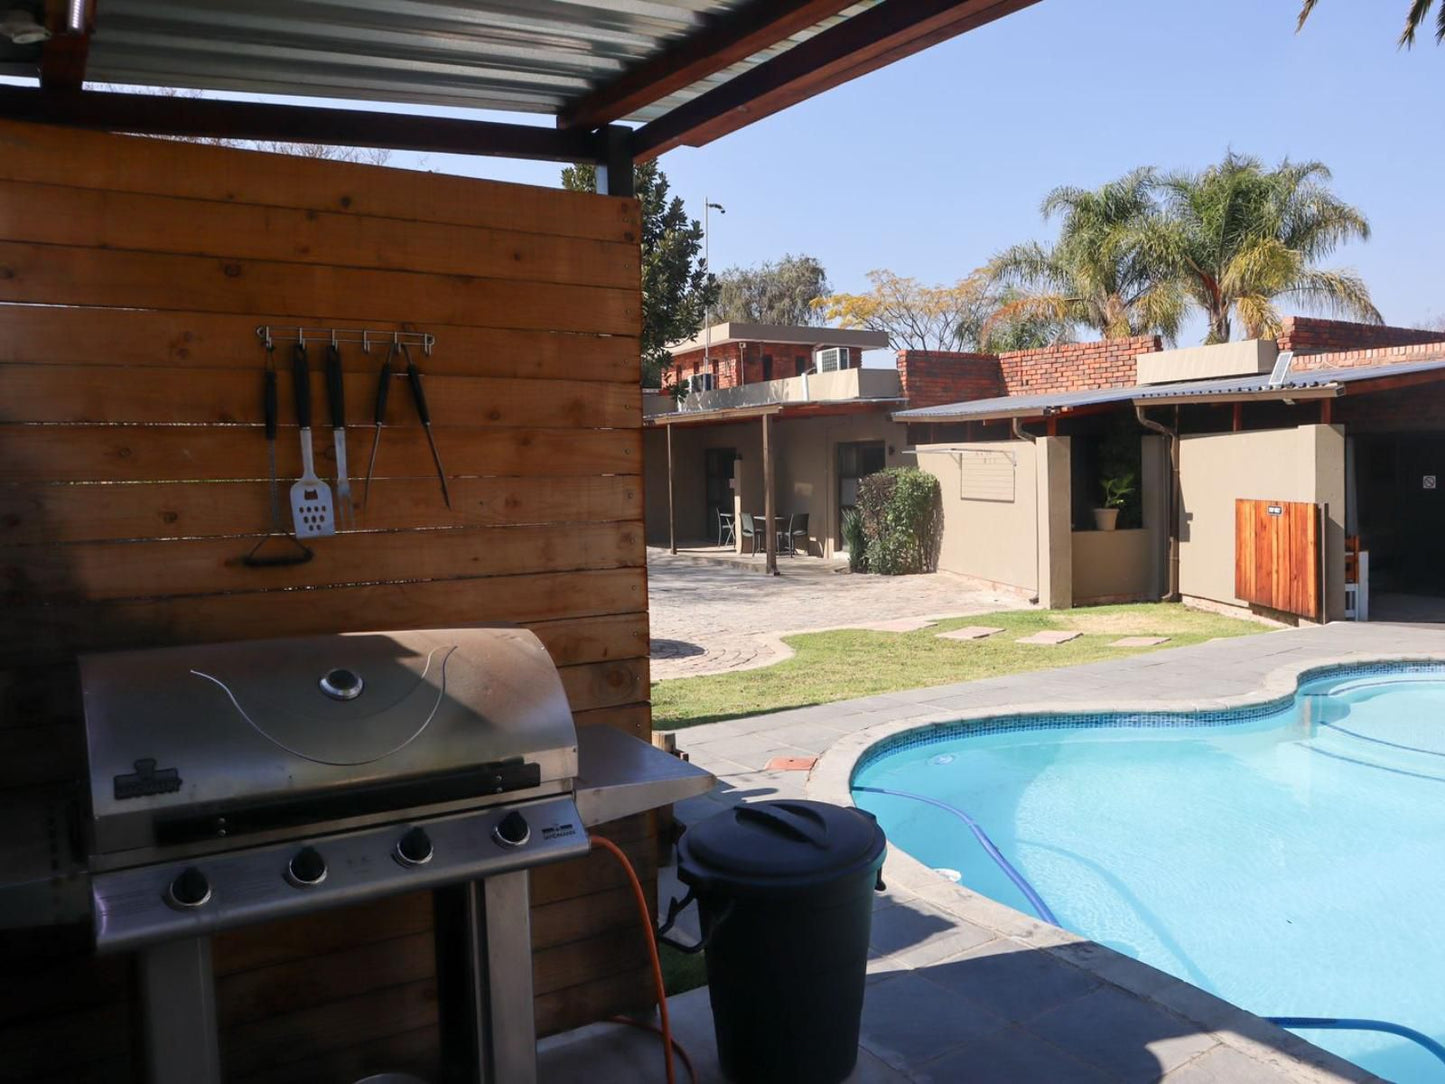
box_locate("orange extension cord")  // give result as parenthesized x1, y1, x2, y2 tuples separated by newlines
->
(590, 835, 687, 1084)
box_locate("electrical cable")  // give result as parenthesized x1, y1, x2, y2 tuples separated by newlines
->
(591, 835, 678, 1084)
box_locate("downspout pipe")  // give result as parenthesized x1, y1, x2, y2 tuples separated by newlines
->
(1135, 405, 1181, 602)
(1011, 417, 1041, 605)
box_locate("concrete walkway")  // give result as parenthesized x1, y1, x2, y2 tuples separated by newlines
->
(648, 549, 1026, 679)
(599, 621, 1445, 1084)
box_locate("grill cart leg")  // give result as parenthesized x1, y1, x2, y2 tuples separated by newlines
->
(138, 936, 222, 1084)
(435, 870, 537, 1084)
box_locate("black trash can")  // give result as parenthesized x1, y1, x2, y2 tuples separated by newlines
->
(675, 799, 886, 1084)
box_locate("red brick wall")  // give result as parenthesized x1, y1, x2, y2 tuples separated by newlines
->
(664, 340, 817, 389)
(1334, 380, 1445, 433)
(1286, 341, 1445, 372)
(998, 335, 1162, 395)
(1277, 316, 1445, 355)
(896, 350, 1005, 408)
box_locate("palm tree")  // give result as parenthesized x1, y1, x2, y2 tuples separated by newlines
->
(1143, 153, 1380, 344)
(984, 168, 1186, 342)
(1297, 0, 1443, 47)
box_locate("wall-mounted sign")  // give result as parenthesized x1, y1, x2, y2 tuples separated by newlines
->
(1266, 505, 1283, 516)
(1425, 475, 1437, 491)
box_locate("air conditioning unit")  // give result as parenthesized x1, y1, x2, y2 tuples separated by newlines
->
(687, 372, 715, 393)
(815, 347, 851, 373)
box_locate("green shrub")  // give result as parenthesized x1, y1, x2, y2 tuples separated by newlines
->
(842, 507, 868, 572)
(855, 467, 942, 575)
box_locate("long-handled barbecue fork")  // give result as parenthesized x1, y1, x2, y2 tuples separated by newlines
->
(363, 340, 451, 509)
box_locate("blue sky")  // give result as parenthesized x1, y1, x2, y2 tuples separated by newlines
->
(389, 0, 1444, 344)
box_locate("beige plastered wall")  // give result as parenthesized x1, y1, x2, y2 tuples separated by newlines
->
(1178, 424, 1346, 621)
(643, 412, 909, 555)
(1072, 435, 1169, 604)
(917, 437, 1072, 605)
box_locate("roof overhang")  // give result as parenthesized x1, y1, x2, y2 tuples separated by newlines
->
(0, 0, 1043, 168)
(667, 322, 889, 356)
(646, 397, 902, 427)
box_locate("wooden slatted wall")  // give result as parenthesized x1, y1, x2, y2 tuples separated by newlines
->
(1235, 498, 1321, 620)
(0, 119, 653, 1082)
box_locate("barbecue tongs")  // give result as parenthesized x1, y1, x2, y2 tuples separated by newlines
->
(363, 341, 452, 509)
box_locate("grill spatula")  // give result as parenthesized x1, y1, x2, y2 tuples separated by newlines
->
(290, 342, 336, 538)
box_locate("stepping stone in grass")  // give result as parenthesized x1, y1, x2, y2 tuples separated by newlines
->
(1109, 636, 1171, 647)
(861, 617, 938, 633)
(1014, 630, 1082, 645)
(936, 626, 1005, 641)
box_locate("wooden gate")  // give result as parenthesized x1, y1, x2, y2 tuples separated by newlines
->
(1235, 499, 1321, 619)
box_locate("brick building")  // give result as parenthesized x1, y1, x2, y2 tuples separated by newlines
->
(661, 322, 889, 392)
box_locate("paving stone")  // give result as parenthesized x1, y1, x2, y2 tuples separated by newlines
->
(936, 625, 1006, 641)
(1162, 1045, 1301, 1083)
(860, 971, 1007, 1068)
(762, 754, 816, 771)
(859, 616, 940, 633)
(869, 899, 996, 967)
(917, 939, 1101, 1022)
(1015, 630, 1083, 645)
(919, 1025, 1112, 1084)
(1110, 635, 1172, 647)
(1025, 984, 1218, 1079)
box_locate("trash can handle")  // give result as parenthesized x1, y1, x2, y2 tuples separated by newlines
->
(655, 887, 735, 955)
(735, 803, 829, 847)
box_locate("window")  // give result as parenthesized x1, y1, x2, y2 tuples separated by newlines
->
(762, 354, 773, 381)
(795, 354, 808, 376)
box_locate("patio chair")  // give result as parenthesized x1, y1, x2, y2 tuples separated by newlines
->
(739, 512, 760, 555)
(718, 510, 735, 547)
(785, 512, 809, 556)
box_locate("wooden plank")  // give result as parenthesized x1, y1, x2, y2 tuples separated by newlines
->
(219, 930, 433, 1026)
(0, 241, 641, 336)
(534, 926, 655, 998)
(531, 834, 656, 907)
(222, 978, 437, 1079)
(0, 179, 638, 291)
(0, 119, 640, 244)
(0, 426, 641, 483)
(1235, 499, 1320, 619)
(574, 704, 651, 738)
(535, 965, 653, 1039)
(214, 893, 432, 978)
(0, 364, 640, 429)
(2, 521, 644, 601)
(531, 885, 639, 950)
(0, 475, 644, 545)
(0, 567, 647, 665)
(559, 658, 650, 713)
(0, 306, 640, 382)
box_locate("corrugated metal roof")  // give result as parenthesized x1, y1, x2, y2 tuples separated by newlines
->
(894, 356, 1445, 422)
(67, 0, 875, 121)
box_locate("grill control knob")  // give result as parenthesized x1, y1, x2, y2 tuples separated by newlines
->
(167, 867, 211, 909)
(286, 846, 327, 887)
(493, 811, 530, 849)
(395, 827, 433, 867)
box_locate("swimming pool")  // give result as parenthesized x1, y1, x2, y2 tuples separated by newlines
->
(852, 662, 1445, 1083)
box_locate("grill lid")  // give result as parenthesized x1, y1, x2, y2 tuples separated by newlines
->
(80, 627, 577, 858)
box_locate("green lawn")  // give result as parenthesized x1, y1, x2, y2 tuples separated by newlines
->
(652, 603, 1268, 730)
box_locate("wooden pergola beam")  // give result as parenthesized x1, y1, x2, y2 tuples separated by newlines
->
(557, 0, 856, 131)
(632, 0, 1042, 160)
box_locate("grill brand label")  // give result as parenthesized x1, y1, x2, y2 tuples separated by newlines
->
(541, 822, 577, 841)
(113, 758, 182, 800)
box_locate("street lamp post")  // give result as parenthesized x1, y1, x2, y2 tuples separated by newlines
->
(703, 199, 725, 383)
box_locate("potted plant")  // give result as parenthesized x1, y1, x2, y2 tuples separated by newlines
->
(1094, 472, 1135, 531)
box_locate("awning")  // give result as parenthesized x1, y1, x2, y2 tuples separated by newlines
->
(894, 357, 1445, 423)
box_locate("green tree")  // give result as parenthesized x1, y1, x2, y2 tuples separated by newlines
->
(1144, 153, 1380, 343)
(713, 254, 830, 326)
(814, 269, 1067, 353)
(984, 168, 1186, 342)
(1297, 0, 1443, 46)
(562, 161, 717, 386)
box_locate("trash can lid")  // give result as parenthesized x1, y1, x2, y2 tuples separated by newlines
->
(679, 800, 885, 893)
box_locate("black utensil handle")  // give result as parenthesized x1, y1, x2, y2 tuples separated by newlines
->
(406, 358, 431, 426)
(325, 343, 345, 429)
(374, 356, 393, 425)
(291, 343, 311, 428)
(263, 368, 278, 441)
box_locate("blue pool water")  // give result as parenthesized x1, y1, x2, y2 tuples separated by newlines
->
(852, 664, 1445, 1083)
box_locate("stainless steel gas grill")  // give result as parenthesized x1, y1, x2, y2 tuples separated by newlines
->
(69, 625, 712, 1084)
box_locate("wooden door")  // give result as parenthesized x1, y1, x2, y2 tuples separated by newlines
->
(1235, 499, 1321, 619)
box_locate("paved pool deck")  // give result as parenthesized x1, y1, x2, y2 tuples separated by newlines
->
(548, 621, 1445, 1084)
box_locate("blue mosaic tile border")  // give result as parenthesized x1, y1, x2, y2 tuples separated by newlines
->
(850, 659, 1445, 781)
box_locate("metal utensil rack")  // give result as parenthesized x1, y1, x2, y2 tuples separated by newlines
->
(256, 325, 436, 355)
